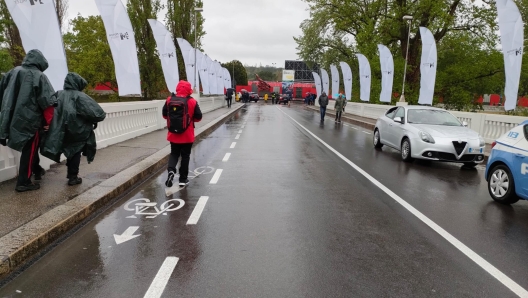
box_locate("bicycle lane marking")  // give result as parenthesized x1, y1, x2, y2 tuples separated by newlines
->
(210, 169, 223, 184)
(186, 196, 209, 225)
(230, 142, 237, 149)
(222, 153, 231, 162)
(144, 257, 179, 298)
(276, 106, 528, 298)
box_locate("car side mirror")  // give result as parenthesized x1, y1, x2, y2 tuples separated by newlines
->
(462, 121, 468, 127)
(394, 117, 403, 123)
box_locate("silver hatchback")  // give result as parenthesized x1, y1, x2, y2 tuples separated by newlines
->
(373, 106, 486, 167)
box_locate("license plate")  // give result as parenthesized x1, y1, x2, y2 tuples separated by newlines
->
(468, 147, 483, 153)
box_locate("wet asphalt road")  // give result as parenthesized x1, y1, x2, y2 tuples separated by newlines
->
(1, 103, 528, 297)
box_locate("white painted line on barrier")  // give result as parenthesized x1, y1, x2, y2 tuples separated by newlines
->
(363, 131, 371, 135)
(238, 130, 243, 133)
(230, 142, 237, 149)
(222, 153, 231, 162)
(235, 134, 240, 140)
(144, 257, 179, 298)
(276, 106, 528, 298)
(210, 169, 223, 184)
(186, 196, 209, 225)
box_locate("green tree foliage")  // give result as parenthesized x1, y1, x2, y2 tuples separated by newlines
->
(165, 0, 205, 81)
(295, 0, 506, 108)
(245, 65, 283, 82)
(63, 16, 117, 92)
(222, 60, 248, 86)
(127, 0, 165, 100)
(0, 1, 24, 67)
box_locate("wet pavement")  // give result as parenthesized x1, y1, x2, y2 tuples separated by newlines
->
(1, 103, 527, 297)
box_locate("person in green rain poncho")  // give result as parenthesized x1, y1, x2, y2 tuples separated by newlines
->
(41, 72, 106, 186)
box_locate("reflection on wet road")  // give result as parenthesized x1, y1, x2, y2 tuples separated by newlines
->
(1, 103, 528, 297)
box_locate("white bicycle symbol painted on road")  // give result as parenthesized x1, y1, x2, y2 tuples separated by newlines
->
(124, 198, 185, 219)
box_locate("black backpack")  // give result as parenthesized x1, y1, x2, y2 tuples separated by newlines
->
(167, 94, 191, 134)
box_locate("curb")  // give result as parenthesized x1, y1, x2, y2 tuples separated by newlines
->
(305, 106, 491, 164)
(0, 104, 244, 280)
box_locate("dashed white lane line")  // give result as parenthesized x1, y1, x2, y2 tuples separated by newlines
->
(241, 125, 245, 128)
(222, 153, 231, 162)
(210, 169, 223, 184)
(363, 131, 371, 135)
(235, 134, 240, 139)
(230, 142, 237, 149)
(144, 257, 179, 298)
(238, 130, 243, 133)
(186, 196, 209, 225)
(276, 106, 528, 298)
(351, 127, 358, 130)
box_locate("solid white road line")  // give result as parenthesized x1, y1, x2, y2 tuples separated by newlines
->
(144, 257, 179, 298)
(238, 130, 243, 133)
(186, 196, 209, 225)
(222, 153, 231, 162)
(276, 106, 528, 298)
(230, 142, 237, 149)
(210, 169, 223, 184)
(235, 134, 240, 139)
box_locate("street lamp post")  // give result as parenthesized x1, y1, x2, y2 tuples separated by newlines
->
(194, 7, 203, 95)
(400, 15, 413, 104)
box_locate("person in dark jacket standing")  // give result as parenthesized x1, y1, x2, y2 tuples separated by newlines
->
(163, 80, 203, 188)
(318, 92, 329, 122)
(0, 49, 57, 192)
(41, 72, 106, 186)
(226, 88, 234, 108)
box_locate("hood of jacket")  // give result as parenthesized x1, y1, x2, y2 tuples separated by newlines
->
(176, 80, 193, 97)
(64, 72, 88, 91)
(21, 49, 49, 72)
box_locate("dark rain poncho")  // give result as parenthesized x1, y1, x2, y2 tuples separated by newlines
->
(0, 49, 56, 151)
(41, 73, 106, 164)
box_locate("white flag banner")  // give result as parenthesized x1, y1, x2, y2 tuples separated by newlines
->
(321, 69, 330, 96)
(206, 56, 218, 95)
(95, 0, 141, 96)
(215, 62, 224, 94)
(418, 27, 437, 105)
(176, 38, 196, 87)
(378, 44, 394, 103)
(223, 68, 231, 89)
(356, 54, 371, 102)
(147, 19, 179, 93)
(4, 0, 68, 91)
(330, 64, 340, 99)
(197, 51, 209, 95)
(497, 0, 524, 111)
(312, 72, 322, 97)
(339, 62, 352, 101)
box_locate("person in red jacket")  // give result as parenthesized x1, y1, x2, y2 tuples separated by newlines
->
(162, 80, 203, 187)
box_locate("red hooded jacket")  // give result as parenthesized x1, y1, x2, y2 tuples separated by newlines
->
(162, 80, 202, 144)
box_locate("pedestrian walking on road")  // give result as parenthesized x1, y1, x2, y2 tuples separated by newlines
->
(163, 80, 203, 188)
(335, 93, 345, 123)
(41, 72, 106, 186)
(226, 88, 234, 108)
(0, 49, 57, 192)
(318, 92, 329, 122)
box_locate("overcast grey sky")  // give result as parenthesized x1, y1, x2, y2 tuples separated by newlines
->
(67, 0, 310, 67)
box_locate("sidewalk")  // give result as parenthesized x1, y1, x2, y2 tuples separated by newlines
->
(0, 103, 243, 279)
(306, 105, 492, 159)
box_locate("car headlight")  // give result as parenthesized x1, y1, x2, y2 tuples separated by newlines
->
(479, 135, 485, 147)
(419, 131, 435, 144)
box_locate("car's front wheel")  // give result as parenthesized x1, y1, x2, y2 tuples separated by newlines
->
(488, 164, 519, 205)
(401, 138, 414, 162)
(373, 129, 383, 149)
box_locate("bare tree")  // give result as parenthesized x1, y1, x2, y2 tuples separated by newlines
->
(55, 0, 69, 30)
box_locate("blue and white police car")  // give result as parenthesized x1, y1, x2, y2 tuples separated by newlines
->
(485, 120, 528, 204)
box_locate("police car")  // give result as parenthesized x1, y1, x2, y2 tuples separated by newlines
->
(485, 120, 528, 204)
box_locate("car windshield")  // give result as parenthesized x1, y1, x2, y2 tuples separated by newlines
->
(407, 109, 462, 126)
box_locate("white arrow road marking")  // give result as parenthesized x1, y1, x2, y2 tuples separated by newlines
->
(230, 142, 237, 149)
(144, 257, 179, 298)
(235, 134, 240, 139)
(210, 169, 223, 184)
(114, 226, 140, 245)
(186, 196, 209, 225)
(276, 106, 528, 298)
(222, 153, 231, 162)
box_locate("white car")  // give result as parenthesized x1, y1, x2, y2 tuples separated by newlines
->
(373, 106, 486, 166)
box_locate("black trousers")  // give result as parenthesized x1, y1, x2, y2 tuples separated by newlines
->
(66, 151, 82, 178)
(335, 111, 342, 122)
(17, 132, 41, 186)
(168, 143, 193, 181)
(226, 98, 232, 108)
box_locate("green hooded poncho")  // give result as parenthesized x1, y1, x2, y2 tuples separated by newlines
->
(41, 72, 106, 164)
(0, 49, 57, 151)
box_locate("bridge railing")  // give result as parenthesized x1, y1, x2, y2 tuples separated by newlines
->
(0, 96, 225, 183)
